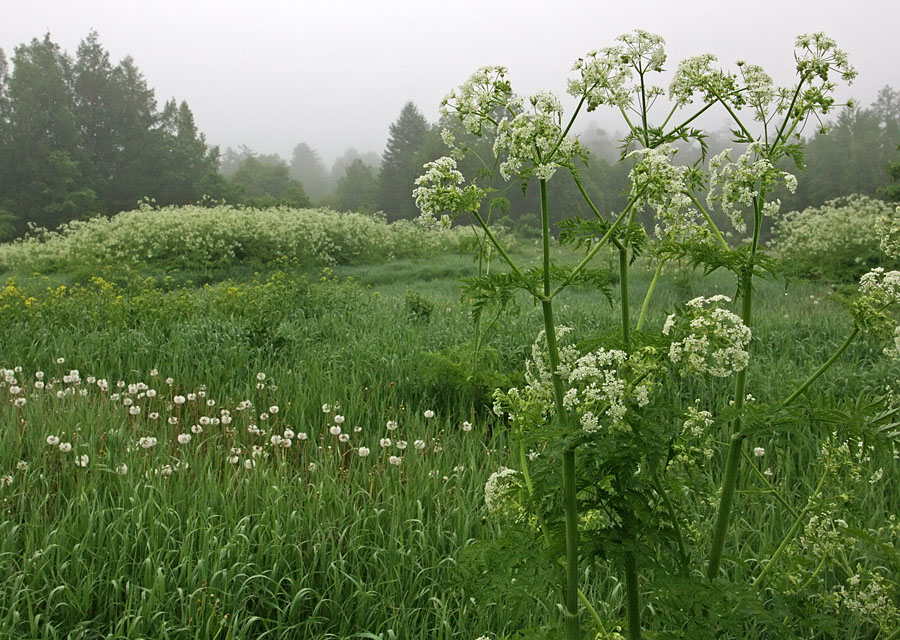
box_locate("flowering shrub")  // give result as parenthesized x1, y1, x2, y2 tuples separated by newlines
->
(773, 195, 898, 280)
(0, 203, 510, 273)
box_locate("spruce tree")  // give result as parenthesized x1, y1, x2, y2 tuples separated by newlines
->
(378, 101, 428, 221)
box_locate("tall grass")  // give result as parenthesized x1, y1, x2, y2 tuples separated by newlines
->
(0, 251, 897, 638)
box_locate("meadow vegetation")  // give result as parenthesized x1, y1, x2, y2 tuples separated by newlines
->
(2, 28, 900, 640)
(0, 234, 898, 638)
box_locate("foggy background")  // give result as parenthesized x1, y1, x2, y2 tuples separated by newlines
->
(4, 0, 898, 164)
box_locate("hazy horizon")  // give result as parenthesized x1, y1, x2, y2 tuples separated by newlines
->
(3, 0, 898, 164)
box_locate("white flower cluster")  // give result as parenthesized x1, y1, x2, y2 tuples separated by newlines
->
(858, 267, 900, 306)
(857, 268, 900, 355)
(483, 466, 522, 519)
(0, 205, 492, 272)
(837, 567, 899, 629)
(568, 30, 665, 111)
(774, 195, 895, 276)
(568, 47, 632, 110)
(876, 204, 900, 260)
(798, 511, 852, 556)
(618, 29, 666, 72)
(666, 295, 751, 378)
(440, 65, 514, 137)
(794, 33, 857, 85)
(628, 144, 701, 239)
(707, 145, 797, 233)
(563, 347, 633, 433)
(497, 328, 648, 435)
(493, 91, 580, 181)
(412, 157, 483, 227)
(668, 402, 718, 468)
(669, 54, 735, 107)
(736, 61, 775, 120)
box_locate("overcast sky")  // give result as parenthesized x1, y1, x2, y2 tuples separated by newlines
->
(3, 0, 898, 165)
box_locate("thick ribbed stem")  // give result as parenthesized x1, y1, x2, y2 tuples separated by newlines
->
(539, 179, 580, 640)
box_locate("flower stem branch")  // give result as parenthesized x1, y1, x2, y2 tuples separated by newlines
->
(685, 192, 730, 251)
(753, 465, 828, 588)
(636, 258, 667, 332)
(779, 327, 860, 407)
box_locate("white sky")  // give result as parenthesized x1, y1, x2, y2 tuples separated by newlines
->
(3, 0, 899, 164)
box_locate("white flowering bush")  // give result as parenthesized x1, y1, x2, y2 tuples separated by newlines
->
(773, 195, 898, 280)
(0, 203, 502, 273)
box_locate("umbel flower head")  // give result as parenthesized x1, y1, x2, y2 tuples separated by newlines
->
(440, 65, 515, 137)
(569, 30, 666, 111)
(494, 328, 650, 435)
(707, 144, 797, 233)
(412, 157, 484, 227)
(628, 144, 704, 239)
(492, 91, 582, 182)
(665, 295, 751, 378)
(670, 33, 854, 125)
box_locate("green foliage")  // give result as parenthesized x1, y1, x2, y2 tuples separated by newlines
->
(379, 101, 432, 221)
(419, 341, 519, 413)
(404, 289, 435, 321)
(334, 158, 380, 213)
(289, 142, 331, 202)
(229, 155, 311, 207)
(884, 144, 900, 202)
(0, 32, 219, 233)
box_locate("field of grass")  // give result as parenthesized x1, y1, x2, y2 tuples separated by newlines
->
(1, 234, 898, 639)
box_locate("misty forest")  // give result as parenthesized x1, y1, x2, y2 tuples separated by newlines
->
(1, 28, 900, 640)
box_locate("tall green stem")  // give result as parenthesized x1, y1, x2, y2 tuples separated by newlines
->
(624, 547, 642, 640)
(706, 264, 753, 579)
(636, 258, 667, 332)
(618, 234, 642, 638)
(539, 179, 581, 640)
(707, 183, 764, 579)
(619, 247, 631, 344)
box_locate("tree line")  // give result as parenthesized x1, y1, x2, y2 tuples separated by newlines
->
(1, 31, 898, 242)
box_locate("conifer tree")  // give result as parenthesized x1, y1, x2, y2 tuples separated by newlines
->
(378, 101, 428, 221)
